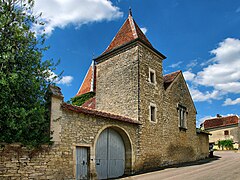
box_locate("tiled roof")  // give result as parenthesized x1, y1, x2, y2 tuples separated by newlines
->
(103, 11, 152, 54)
(81, 97, 96, 109)
(203, 115, 239, 129)
(76, 62, 96, 96)
(163, 71, 181, 89)
(61, 103, 141, 125)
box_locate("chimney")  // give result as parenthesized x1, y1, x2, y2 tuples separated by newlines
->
(217, 114, 222, 118)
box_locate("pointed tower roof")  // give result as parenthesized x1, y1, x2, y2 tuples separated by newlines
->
(76, 60, 96, 96)
(103, 9, 153, 54)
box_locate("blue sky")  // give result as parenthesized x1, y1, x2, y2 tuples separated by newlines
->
(33, 0, 240, 126)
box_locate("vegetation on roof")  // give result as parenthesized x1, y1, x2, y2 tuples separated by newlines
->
(69, 92, 95, 106)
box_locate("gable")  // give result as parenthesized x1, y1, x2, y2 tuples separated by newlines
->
(165, 71, 197, 113)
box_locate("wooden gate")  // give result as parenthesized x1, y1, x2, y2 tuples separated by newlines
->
(76, 147, 89, 180)
(95, 128, 125, 179)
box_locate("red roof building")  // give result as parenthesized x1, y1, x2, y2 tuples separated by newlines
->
(202, 115, 239, 130)
(201, 115, 240, 149)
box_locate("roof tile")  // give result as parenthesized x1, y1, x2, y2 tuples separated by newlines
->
(103, 12, 152, 54)
(76, 62, 96, 96)
(163, 71, 181, 89)
(81, 97, 96, 109)
(203, 115, 239, 129)
(62, 103, 141, 125)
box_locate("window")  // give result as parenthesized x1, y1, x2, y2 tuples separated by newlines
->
(178, 104, 187, 129)
(149, 103, 157, 122)
(149, 68, 156, 84)
(150, 71, 155, 83)
(224, 130, 229, 135)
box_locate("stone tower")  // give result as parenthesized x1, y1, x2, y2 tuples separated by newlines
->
(95, 10, 166, 124)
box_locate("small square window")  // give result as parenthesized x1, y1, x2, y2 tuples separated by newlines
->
(224, 130, 229, 135)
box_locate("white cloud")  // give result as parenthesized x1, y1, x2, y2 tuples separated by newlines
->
(140, 27, 147, 34)
(57, 76, 73, 86)
(47, 70, 73, 86)
(186, 59, 198, 69)
(188, 87, 222, 102)
(223, 98, 240, 106)
(183, 71, 196, 81)
(33, 0, 123, 35)
(194, 38, 240, 94)
(169, 61, 183, 68)
(184, 38, 240, 103)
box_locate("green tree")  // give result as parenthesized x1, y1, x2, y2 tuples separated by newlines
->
(218, 139, 233, 150)
(0, 0, 58, 147)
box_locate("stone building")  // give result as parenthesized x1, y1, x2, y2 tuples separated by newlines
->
(201, 114, 240, 150)
(0, 11, 209, 180)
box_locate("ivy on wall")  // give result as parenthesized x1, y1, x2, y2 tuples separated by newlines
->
(69, 92, 95, 106)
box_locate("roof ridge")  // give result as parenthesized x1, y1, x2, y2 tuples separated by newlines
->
(205, 115, 238, 121)
(164, 70, 181, 76)
(128, 13, 138, 39)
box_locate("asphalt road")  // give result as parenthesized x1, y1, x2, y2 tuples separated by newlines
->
(122, 151, 240, 180)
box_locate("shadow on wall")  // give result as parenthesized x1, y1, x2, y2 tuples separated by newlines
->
(167, 144, 195, 162)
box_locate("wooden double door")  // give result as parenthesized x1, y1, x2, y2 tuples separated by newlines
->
(95, 128, 125, 179)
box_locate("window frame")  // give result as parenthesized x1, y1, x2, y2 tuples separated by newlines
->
(149, 68, 156, 85)
(149, 103, 157, 123)
(177, 104, 187, 130)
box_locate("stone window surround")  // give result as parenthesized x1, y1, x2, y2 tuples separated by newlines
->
(148, 68, 157, 85)
(177, 104, 188, 130)
(149, 102, 157, 123)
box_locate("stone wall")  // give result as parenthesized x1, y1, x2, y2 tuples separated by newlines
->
(161, 73, 208, 164)
(0, 144, 71, 180)
(96, 44, 139, 120)
(196, 133, 210, 158)
(0, 95, 139, 179)
(134, 44, 165, 170)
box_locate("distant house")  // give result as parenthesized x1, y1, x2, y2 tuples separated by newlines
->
(201, 114, 240, 150)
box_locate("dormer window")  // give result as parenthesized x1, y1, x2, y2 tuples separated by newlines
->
(149, 68, 156, 84)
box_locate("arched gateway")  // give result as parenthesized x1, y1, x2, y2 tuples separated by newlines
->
(95, 127, 131, 179)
